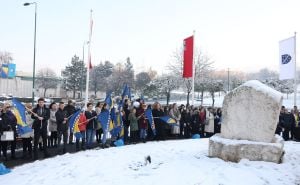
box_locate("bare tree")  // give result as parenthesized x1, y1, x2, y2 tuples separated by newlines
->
(153, 75, 179, 106)
(135, 72, 151, 95)
(168, 48, 214, 105)
(0, 51, 13, 64)
(36, 68, 58, 97)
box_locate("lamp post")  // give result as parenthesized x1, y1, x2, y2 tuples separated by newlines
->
(24, 2, 37, 106)
(81, 41, 89, 99)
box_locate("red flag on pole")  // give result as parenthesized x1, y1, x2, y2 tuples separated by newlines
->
(183, 36, 194, 78)
(88, 55, 92, 69)
(88, 12, 93, 70)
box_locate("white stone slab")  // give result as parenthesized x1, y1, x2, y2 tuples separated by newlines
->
(221, 80, 283, 142)
(208, 134, 284, 163)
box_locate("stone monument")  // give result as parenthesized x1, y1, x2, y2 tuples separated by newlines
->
(208, 80, 284, 163)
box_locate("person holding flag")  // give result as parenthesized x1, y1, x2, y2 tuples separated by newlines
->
(31, 98, 50, 159)
(136, 103, 148, 143)
(85, 103, 97, 149)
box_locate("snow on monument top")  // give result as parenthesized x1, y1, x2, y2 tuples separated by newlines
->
(221, 80, 283, 143)
(241, 80, 283, 103)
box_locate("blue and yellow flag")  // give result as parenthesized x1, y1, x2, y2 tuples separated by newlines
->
(98, 109, 110, 131)
(145, 107, 156, 136)
(12, 98, 32, 135)
(69, 110, 82, 139)
(160, 116, 178, 126)
(105, 92, 113, 109)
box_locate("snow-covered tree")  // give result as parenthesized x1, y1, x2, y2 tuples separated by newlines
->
(62, 55, 86, 99)
(36, 68, 58, 97)
(152, 74, 179, 106)
(263, 79, 294, 98)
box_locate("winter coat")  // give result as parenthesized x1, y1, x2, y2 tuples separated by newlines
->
(128, 112, 139, 131)
(85, 110, 97, 130)
(31, 106, 50, 131)
(169, 108, 181, 134)
(205, 110, 214, 133)
(191, 110, 200, 134)
(281, 112, 296, 130)
(63, 104, 76, 118)
(136, 108, 147, 129)
(48, 109, 57, 132)
(78, 112, 87, 132)
(123, 104, 130, 127)
(55, 108, 68, 132)
(152, 108, 165, 131)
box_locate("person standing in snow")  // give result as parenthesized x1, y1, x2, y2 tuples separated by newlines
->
(129, 108, 139, 143)
(281, 108, 295, 141)
(32, 98, 50, 159)
(152, 102, 165, 141)
(63, 100, 76, 145)
(136, 103, 148, 143)
(85, 103, 97, 149)
(169, 103, 181, 137)
(204, 107, 215, 137)
(56, 102, 68, 154)
(48, 102, 58, 148)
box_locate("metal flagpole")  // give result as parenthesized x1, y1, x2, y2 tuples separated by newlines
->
(84, 10, 93, 109)
(192, 30, 195, 106)
(294, 32, 297, 106)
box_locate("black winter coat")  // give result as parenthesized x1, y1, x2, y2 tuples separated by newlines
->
(85, 110, 97, 129)
(31, 106, 50, 130)
(56, 108, 68, 131)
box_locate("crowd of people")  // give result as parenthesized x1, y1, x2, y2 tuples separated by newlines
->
(0, 97, 223, 162)
(276, 105, 300, 141)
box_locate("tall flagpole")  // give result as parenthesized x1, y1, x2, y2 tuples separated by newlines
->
(192, 30, 195, 106)
(294, 32, 297, 106)
(84, 10, 93, 109)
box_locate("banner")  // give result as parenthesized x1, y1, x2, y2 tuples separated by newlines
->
(8, 63, 16, 78)
(183, 36, 194, 78)
(279, 36, 295, 80)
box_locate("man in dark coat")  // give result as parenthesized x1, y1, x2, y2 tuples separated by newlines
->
(31, 98, 50, 159)
(64, 100, 76, 144)
(123, 99, 130, 144)
(56, 102, 68, 154)
(281, 108, 295, 141)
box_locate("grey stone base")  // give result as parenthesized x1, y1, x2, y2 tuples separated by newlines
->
(208, 134, 284, 163)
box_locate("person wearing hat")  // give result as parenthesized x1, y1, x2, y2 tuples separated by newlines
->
(31, 98, 50, 159)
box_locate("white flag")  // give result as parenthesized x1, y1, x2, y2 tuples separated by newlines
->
(279, 36, 295, 80)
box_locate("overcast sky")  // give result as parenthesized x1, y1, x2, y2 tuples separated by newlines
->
(0, 0, 299, 76)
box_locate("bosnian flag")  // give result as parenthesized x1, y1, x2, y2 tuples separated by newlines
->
(279, 36, 295, 80)
(183, 36, 194, 78)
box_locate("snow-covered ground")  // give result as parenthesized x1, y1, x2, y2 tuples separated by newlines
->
(1, 139, 300, 185)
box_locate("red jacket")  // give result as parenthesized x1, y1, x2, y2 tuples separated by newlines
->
(78, 113, 88, 131)
(136, 108, 148, 129)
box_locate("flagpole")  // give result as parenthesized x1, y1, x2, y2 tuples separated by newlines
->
(192, 30, 195, 106)
(84, 10, 93, 109)
(294, 32, 297, 106)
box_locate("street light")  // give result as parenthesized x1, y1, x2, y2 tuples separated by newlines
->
(24, 2, 37, 106)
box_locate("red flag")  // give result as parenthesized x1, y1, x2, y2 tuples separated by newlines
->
(88, 55, 92, 69)
(183, 36, 194, 78)
(88, 11, 93, 70)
